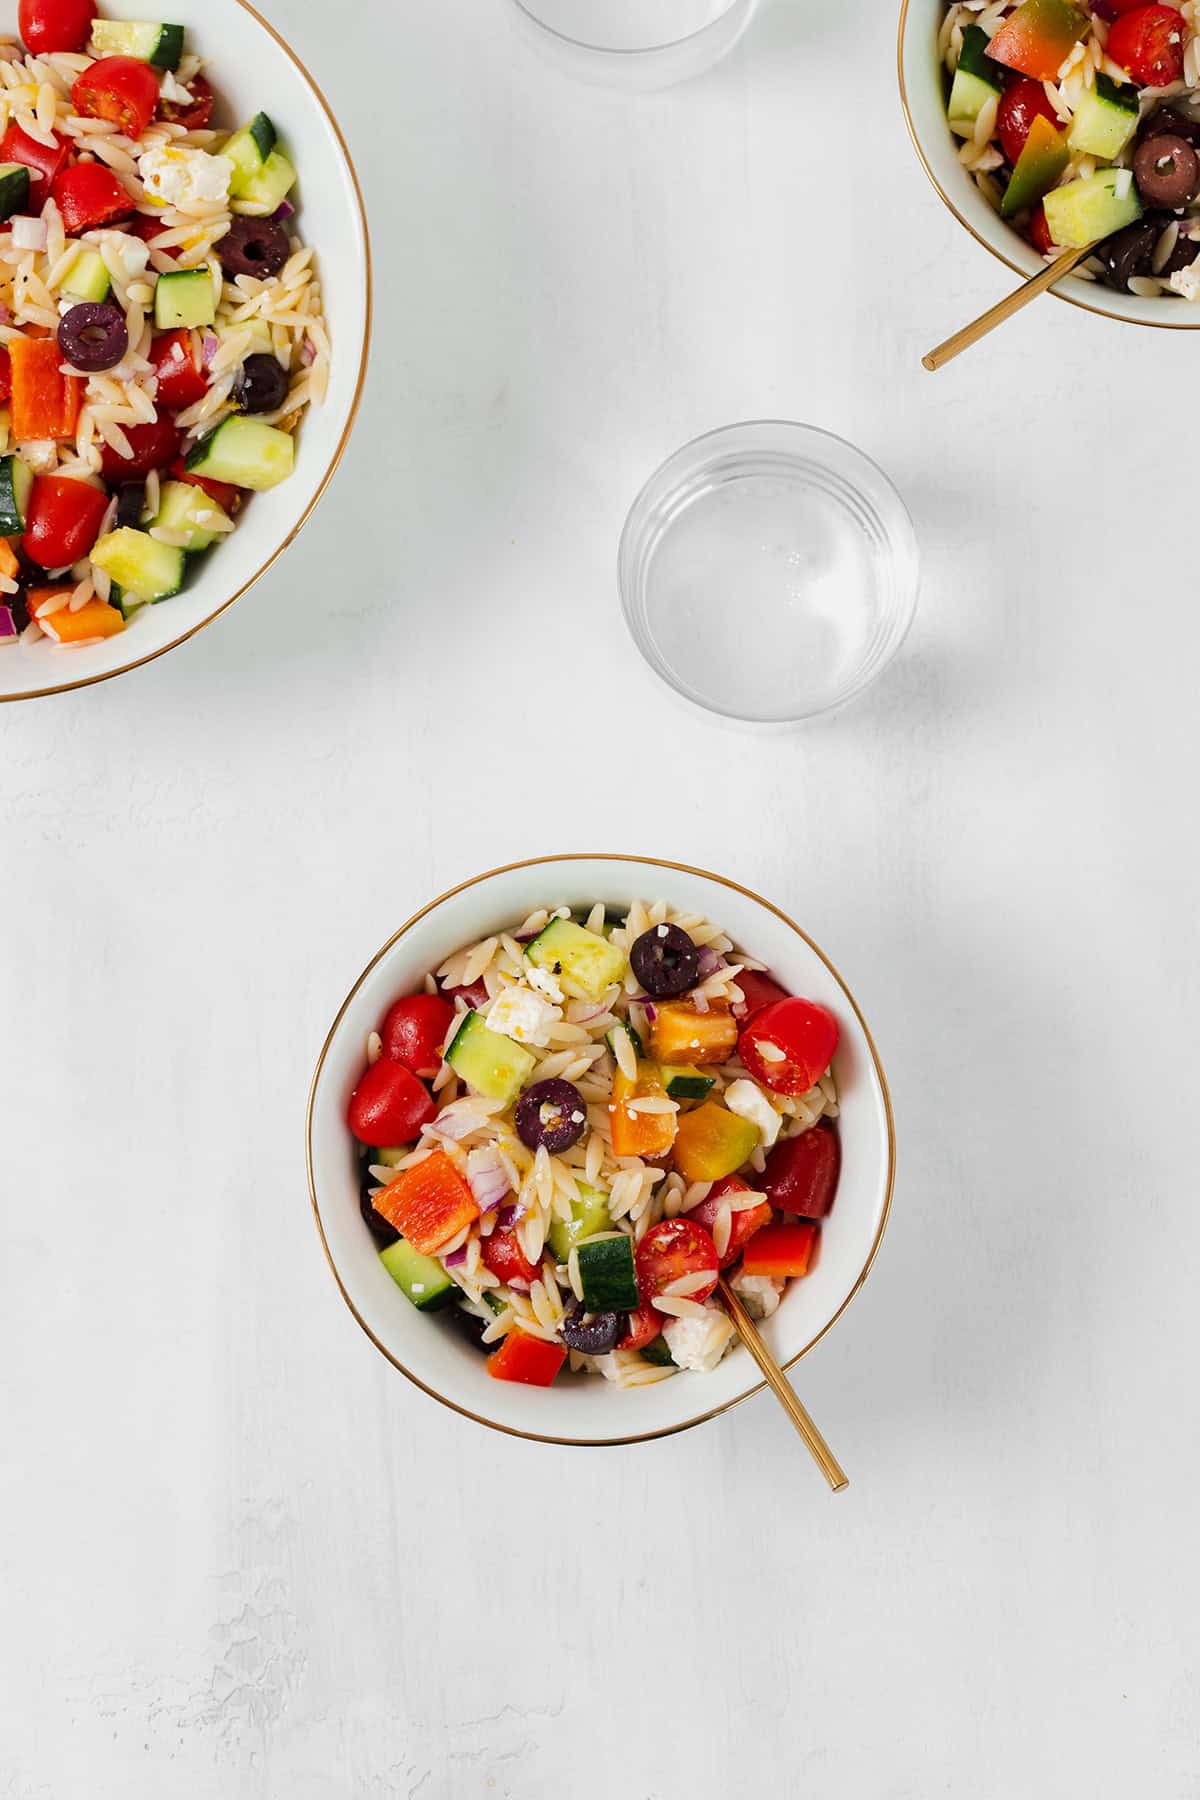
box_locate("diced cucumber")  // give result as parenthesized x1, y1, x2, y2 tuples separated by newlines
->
(0, 162, 30, 217)
(185, 415, 295, 491)
(374, 1147, 409, 1169)
(379, 1238, 455, 1311)
(525, 917, 626, 1001)
(89, 19, 184, 66)
(1043, 166, 1141, 249)
(947, 25, 1002, 129)
(154, 267, 214, 330)
(1067, 73, 1139, 161)
(484, 1290, 507, 1317)
(0, 453, 33, 534)
(575, 1234, 639, 1312)
(662, 1064, 716, 1102)
(110, 583, 144, 623)
(153, 479, 233, 552)
(547, 1183, 612, 1262)
(230, 149, 297, 218)
(641, 1336, 676, 1368)
(61, 245, 111, 303)
(91, 528, 184, 603)
(222, 114, 278, 193)
(444, 1010, 535, 1105)
(605, 1021, 644, 1062)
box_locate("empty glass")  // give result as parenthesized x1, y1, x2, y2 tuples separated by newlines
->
(508, 0, 758, 88)
(618, 423, 919, 724)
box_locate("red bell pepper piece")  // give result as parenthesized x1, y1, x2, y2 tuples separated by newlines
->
(168, 456, 240, 511)
(487, 1331, 567, 1387)
(150, 330, 208, 410)
(71, 57, 160, 138)
(51, 162, 133, 234)
(98, 408, 181, 482)
(9, 337, 83, 441)
(373, 1151, 479, 1256)
(0, 120, 70, 212)
(740, 1221, 818, 1280)
(987, 0, 1089, 82)
(37, 597, 125, 643)
(687, 1177, 774, 1269)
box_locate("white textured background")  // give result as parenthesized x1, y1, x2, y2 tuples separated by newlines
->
(3, 0, 1199, 1794)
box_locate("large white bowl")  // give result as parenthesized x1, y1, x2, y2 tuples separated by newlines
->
(899, 0, 1200, 331)
(0, 0, 370, 702)
(307, 856, 896, 1447)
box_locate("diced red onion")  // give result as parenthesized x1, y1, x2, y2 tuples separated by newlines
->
(0, 605, 16, 643)
(644, 1002, 657, 1022)
(443, 1245, 469, 1268)
(497, 1200, 525, 1230)
(431, 1109, 478, 1143)
(202, 330, 220, 367)
(466, 1146, 511, 1212)
(11, 215, 47, 251)
(696, 946, 726, 979)
(299, 338, 315, 366)
(570, 1000, 609, 1024)
(269, 199, 295, 222)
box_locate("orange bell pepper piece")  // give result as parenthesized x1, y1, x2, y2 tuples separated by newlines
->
(0, 538, 19, 582)
(609, 1060, 677, 1159)
(648, 1001, 738, 1067)
(374, 1150, 479, 1255)
(36, 597, 126, 643)
(487, 1330, 567, 1387)
(740, 1221, 818, 1279)
(10, 336, 84, 441)
(672, 1101, 760, 1184)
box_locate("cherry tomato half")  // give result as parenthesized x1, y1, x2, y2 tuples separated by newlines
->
(380, 993, 455, 1080)
(168, 457, 240, 511)
(50, 162, 132, 234)
(150, 330, 208, 410)
(347, 1059, 437, 1148)
(99, 408, 181, 482)
(23, 473, 108, 568)
(157, 72, 214, 131)
(0, 121, 70, 211)
(1029, 201, 1055, 255)
(481, 1228, 540, 1291)
(18, 0, 95, 54)
(738, 997, 839, 1098)
(686, 1177, 774, 1269)
(636, 1218, 719, 1310)
(618, 1304, 662, 1352)
(731, 969, 791, 1023)
(1107, 5, 1185, 86)
(760, 1123, 841, 1221)
(127, 212, 178, 259)
(996, 77, 1062, 168)
(71, 56, 160, 138)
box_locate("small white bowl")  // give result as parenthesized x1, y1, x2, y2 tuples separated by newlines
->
(0, 0, 370, 703)
(898, 0, 1200, 331)
(307, 856, 896, 1447)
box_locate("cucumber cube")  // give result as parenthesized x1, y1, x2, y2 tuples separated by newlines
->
(1043, 167, 1141, 249)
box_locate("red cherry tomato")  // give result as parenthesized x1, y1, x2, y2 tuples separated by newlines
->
(0, 121, 70, 211)
(23, 473, 109, 568)
(760, 1122, 841, 1220)
(149, 330, 208, 410)
(481, 1228, 540, 1291)
(347, 1059, 437, 1148)
(50, 163, 132, 234)
(996, 77, 1062, 167)
(0, 347, 11, 406)
(157, 72, 214, 130)
(71, 57, 160, 138)
(619, 1304, 662, 1351)
(380, 993, 456, 1079)
(738, 997, 839, 1098)
(167, 457, 238, 511)
(99, 408, 181, 482)
(1029, 201, 1055, 255)
(18, 0, 95, 53)
(1107, 5, 1185, 86)
(127, 212, 178, 259)
(636, 1217, 719, 1310)
(443, 978, 490, 1010)
(731, 969, 791, 1023)
(685, 1177, 774, 1269)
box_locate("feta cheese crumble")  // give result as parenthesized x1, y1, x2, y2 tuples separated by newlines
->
(730, 1270, 783, 1322)
(662, 1306, 736, 1373)
(139, 145, 233, 210)
(485, 984, 562, 1047)
(723, 1077, 783, 1148)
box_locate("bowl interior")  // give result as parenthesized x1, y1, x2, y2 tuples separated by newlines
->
(0, 0, 369, 702)
(898, 0, 1200, 330)
(308, 857, 895, 1445)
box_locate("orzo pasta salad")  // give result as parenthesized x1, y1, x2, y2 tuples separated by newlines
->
(941, 0, 1200, 297)
(350, 901, 842, 1390)
(0, 0, 329, 651)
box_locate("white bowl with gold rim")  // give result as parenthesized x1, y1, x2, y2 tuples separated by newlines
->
(307, 856, 896, 1448)
(898, 0, 1200, 330)
(0, 0, 370, 703)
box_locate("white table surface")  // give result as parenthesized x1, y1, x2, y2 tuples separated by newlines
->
(4, 0, 1200, 1793)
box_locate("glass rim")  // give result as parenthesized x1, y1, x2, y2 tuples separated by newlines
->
(509, 0, 751, 57)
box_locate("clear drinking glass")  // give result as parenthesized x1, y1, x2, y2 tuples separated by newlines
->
(618, 422, 919, 725)
(508, 0, 758, 88)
